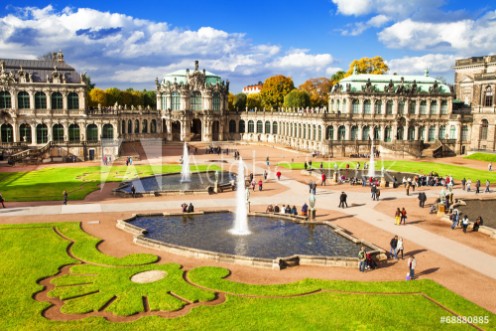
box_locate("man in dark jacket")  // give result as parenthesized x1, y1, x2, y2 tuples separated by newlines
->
(339, 192, 348, 208)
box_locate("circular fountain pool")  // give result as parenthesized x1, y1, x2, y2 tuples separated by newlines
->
(121, 212, 368, 268)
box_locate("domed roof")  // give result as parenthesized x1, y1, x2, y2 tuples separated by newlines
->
(161, 61, 222, 86)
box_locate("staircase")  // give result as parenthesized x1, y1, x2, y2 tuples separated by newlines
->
(7, 141, 53, 165)
(421, 141, 443, 158)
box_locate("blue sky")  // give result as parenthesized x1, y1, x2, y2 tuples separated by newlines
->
(1, 1, 495, 92)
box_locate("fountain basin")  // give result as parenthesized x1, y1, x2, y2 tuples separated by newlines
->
(117, 212, 379, 269)
(113, 171, 236, 197)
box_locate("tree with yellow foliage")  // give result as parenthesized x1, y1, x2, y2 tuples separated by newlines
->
(88, 88, 107, 107)
(299, 78, 332, 107)
(260, 75, 294, 110)
(344, 56, 389, 77)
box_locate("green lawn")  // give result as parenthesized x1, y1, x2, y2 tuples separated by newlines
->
(0, 222, 494, 330)
(277, 160, 496, 182)
(0, 164, 220, 202)
(465, 152, 496, 163)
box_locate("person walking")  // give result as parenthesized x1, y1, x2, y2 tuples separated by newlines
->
(396, 237, 404, 259)
(321, 173, 327, 186)
(394, 208, 401, 225)
(418, 192, 427, 207)
(276, 171, 281, 181)
(475, 179, 481, 194)
(371, 185, 377, 201)
(461, 177, 466, 191)
(358, 246, 366, 272)
(339, 191, 348, 208)
(0, 192, 5, 208)
(485, 179, 490, 193)
(62, 190, 68, 205)
(407, 255, 417, 280)
(389, 235, 398, 259)
(400, 207, 407, 225)
(258, 179, 263, 191)
(131, 184, 136, 198)
(450, 207, 460, 229)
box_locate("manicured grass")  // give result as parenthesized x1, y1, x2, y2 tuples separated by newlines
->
(277, 160, 496, 181)
(465, 152, 496, 163)
(0, 222, 494, 330)
(0, 164, 220, 202)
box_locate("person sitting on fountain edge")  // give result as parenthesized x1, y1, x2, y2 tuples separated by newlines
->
(187, 203, 194, 213)
(291, 205, 298, 215)
(301, 203, 308, 216)
(266, 204, 274, 213)
(181, 203, 188, 213)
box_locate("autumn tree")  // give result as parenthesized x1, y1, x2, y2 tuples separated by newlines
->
(330, 70, 346, 86)
(234, 93, 247, 111)
(260, 75, 294, 110)
(88, 88, 107, 107)
(246, 93, 262, 111)
(227, 93, 236, 111)
(283, 89, 310, 109)
(105, 88, 122, 106)
(344, 56, 389, 77)
(298, 78, 332, 107)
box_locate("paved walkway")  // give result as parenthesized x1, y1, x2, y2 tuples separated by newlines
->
(2, 166, 496, 281)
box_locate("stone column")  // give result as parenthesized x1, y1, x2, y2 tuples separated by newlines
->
(62, 92, 68, 114)
(29, 90, 35, 111)
(30, 123, 36, 145)
(13, 120, 19, 143)
(46, 91, 52, 110)
(63, 121, 69, 142)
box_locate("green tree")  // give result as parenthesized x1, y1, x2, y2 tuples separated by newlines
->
(260, 75, 294, 110)
(283, 89, 310, 109)
(143, 90, 156, 108)
(246, 93, 262, 111)
(298, 78, 332, 107)
(234, 93, 247, 111)
(330, 70, 346, 86)
(105, 88, 122, 106)
(344, 56, 389, 77)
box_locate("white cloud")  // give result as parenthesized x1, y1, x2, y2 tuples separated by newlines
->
(387, 54, 456, 76)
(340, 14, 390, 36)
(269, 50, 333, 70)
(332, 0, 373, 16)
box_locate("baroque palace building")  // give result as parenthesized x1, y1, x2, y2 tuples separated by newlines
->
(0, 52, 493, 162)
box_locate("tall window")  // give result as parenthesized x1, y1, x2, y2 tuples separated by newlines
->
(36, 124, 48, 144)
(20, 123, 32, 143)
(103, 124, 114, 139)
(86, 124, 98, 142)
(440, 100, 448, 114)
(312, 125, 316, 140)
(51, 92, 63, 109)
(438, 125, 446, 139)
(428, 126, 436, 142)
(68, 92, 79, 110)
(449, 125, 456, 139)
(18, 91, 30, 109)
(362, 126, 370, 140)
(212, 92, 221, 111)
(171, 92, 180, 110)
(317, 125, 321, 141)
(375, 100, 382, 114)
(352, 100, 360, 114)
(247, 120, 254, 133)
(239, 120, 245, 133)
(52, 124, 64, 142)
(338, 126, 346, 140)
(256, 120, 263, 133)
(429, 100, 437, 114)
(364, 100, 371, 114)
(0, 91, 11, 108)
(408, 101, 416, 115)
(461, 125, 469, 142)
(386, 100, 393, 115)
(150, 120, 157, 133)
(142, 119, 148, 133)
(35, 92, 47, 109)
(229, 120, 236, 133)
(480, 119, 488, 140)
(265, 121, 270, 134)
(398, 100, 405, 115)
(419, 100, 427, 114)
(484, 86, 493, 107)
(161, 95, 167, 110)
(326, 126, 334, 140)
(273, 122, 278, 134)
(69, 124, 80, 142)
(191, 91, 201, 111)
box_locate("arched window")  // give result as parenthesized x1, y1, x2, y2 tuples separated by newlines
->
(352, 100, 360, 114)
(428, 126, 436, 142)
(312, 124, 316, 140)
(303, 124, 307, 139)
(375, 100, 382, 114)
(484, 86, 493, 107)
(438, 125, 446, 139)
(161, 95, 167, 110)
(127, 120, 132, 134)
(69, 124, 80, 142)
(0, 91, 12, 108)
(398, 100, 405, 115)
(35, 92, 47, 109)
(171, 92, 180, 110)
(212, 92, 221, 111)
(374, 126, 381, 140)
(52, 123, 64, 142)
(265, 121, 270, 134)
(449, 125, 456, 139)
(419, 100, 427, 114)
(338, 126, 346, 140)
(326, 126, 334, 140)
(272, 122, 278, 134)
(102, 124, 113, 139)
(385, 126, 392, 142)
(239, 120, 245, 133)
(150, 119, 157, 133)
(461, 125, 469, 142)
(51, 92, 63, 109)
(256, 120, 263, 133)
(350, 126, 358, 140)
(142, 119, 148, 133)
(429, 101, 437, 114)
(298, 124, 302, 138)
(86, 124, 98, 142)
(20, 123, 32, 143)
(408, 101, 416, 114)
(17, 91, 30, 109)
(418, 126, 425, 141)
(134, 119, 140, 133)
(364, 100, 371, 114)
(408, 127, 415, 141)
(67, 92, 79, 110)
(386, 100, 393, 115)
(1, 123, 13, 143)
(247, 120, 254, 133)
(440, 100, 448, 114)
(229, 120, 236, 133)
(121, 120, 125, 134)
(480, 119, 489, 140)
(191, 91, 202, 111)
(36, 124, 48, 144)
(362, 126, 370, 140)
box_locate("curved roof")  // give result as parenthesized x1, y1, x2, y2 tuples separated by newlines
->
(339, 73, 451, 94)
(162, 69, 222, 85)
